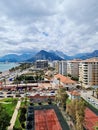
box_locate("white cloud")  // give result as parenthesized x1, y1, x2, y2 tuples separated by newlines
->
(0, 0, 98, 56)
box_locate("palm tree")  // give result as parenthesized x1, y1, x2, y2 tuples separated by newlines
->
(79, 81, 83, 89)
(66, 99, 86, 128)
(96, 88, 98, 99)
(3, 77, 6, 89)
(76, 110, 84, 130)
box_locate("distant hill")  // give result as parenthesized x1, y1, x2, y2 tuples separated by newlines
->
(27, 50, 63, 62)
(77, 50, 98, 60)
(50, 50, 71, 60)
(51, 50, 98, 60)
(0, 53, 35, 62)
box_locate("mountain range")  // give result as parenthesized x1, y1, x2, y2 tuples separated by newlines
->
(0, 50, 98, 62)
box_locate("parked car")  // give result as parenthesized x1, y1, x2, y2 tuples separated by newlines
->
(16, 94, 21, 97)
(7, 91, 12, 94)
(0, 92, 3, 95)
(0, 95, 4, 98)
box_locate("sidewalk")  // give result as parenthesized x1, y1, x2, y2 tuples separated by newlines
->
(81, 90, 98, 109)
(59, 107, 76, 130)
(8, 99, 21, 130)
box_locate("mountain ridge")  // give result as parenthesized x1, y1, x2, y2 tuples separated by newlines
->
(0, 50, 98, 62)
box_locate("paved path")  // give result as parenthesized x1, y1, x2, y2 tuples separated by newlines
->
(8, 99, 21, 130)
(59, 107, 76, 130)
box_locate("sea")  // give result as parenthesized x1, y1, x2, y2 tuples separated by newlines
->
(0, 62, 19, 72)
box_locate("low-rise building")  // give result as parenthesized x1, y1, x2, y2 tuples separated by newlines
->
(35, 60, 48, 69)
(68, 91, 80, 100)
(53, 74, 76, 90)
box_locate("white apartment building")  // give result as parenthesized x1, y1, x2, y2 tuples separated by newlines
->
(53, 60, 67, 75)
(67, 59, 81, 77)
(58, 61, 67, 75)
(79, 58, 98, 88)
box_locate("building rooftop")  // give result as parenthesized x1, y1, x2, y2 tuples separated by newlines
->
(54, 74, 76, 84)
(81, 57, 98, 63)
(68, 59, 82, 63)
(69, 90, 80, 96)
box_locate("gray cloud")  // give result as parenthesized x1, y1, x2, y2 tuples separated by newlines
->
(0, 0, 98, 56)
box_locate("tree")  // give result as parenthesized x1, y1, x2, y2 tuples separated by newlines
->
(55, 88, 68, 108)
(75, 100, 86, 130)
(0, 104, 10, 130)
(71, 76, 79, 81)
(66, 99, 86, 130)
(94, 122, 98, 130)
(96, 88, 98, 99)
(2, 77, 6, 89)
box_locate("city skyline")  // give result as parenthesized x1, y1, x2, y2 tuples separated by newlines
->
(0, 0, 98, 56)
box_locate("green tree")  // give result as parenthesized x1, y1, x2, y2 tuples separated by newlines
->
(55, 88, 68, 108)
(0, 104, 10, 130)
(66, 99, 86, 130)
(96, 88, 98, 99)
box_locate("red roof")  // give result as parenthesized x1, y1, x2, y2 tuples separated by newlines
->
(54, 74, 76, 84)
(84, 108, 98, 130)
(69, 91, 80, 96)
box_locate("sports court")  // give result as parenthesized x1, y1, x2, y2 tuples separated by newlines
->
(84, 108, 98, 130)
(35, 109, 62, 130)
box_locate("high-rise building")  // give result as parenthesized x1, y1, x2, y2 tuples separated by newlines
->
(52, 60, 59, 74)
(58, 61, 67, 75)
(53, 60, 67, 75)
(67, 59, 81, 77)
(79, 58, 98, 87)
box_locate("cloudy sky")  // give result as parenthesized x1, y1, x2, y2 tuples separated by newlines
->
(0, 0, 98, 56)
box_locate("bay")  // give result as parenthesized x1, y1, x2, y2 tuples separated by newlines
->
(0, 62, 18, 72)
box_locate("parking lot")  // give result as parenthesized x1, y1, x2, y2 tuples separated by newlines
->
(0, 89, 56, 99)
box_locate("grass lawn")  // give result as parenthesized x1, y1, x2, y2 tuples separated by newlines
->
(14, 108, 22, 129)
(0, 98, 18, 117)
(14, 100, 27, 130)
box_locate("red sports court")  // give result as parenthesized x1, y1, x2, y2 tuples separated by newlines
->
(84, 108, 98, 130)
(35, 109, 62, 130)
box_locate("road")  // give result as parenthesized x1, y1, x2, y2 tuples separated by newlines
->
(80, 90, 98, 109)
(0, 68, 30, 85)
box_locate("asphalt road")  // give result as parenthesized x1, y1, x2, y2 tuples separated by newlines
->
(80, 90, 98, 109)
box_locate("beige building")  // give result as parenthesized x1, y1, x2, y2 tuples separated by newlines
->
(67, 59, 81, 77)
(79, 58, 98, 88)
(53, 60, 59, 74)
